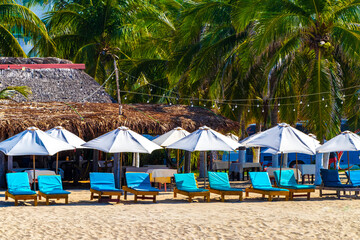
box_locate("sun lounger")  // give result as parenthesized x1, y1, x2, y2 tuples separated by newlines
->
(273, 170, 315, 200)
(5, 172, 37, 206)
(90, 172, 123, 203)
(173, 173, 210, 202)
(38, 175, 70, 205)
(245, 172, 289, 201)
(319, 169, 360, 198)
(122, 173, 159, 203)
(345, 171, 360, 186)
(207, 171, 243, 201)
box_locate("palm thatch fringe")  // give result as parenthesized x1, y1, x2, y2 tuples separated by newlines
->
(0, 102, 239, 140)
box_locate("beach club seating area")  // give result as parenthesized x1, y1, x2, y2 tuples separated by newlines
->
(3, 169, 360, 206)
(1, 124, 360, 206)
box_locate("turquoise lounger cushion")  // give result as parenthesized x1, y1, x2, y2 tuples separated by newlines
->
(249, 172, 288, 192)
(6, 172, 36, 195)
(208, 171, 243, 192)
(90, 172, 122, 192)
(38, 175, 70, 195)
(320, 169, 352, 188)
(274, 170, 315, 189)
(346, 171, 360, 186)
(126, 173, 160, 192)
(174, 173, 209, 192)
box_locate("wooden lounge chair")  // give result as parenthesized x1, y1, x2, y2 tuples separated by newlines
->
(90, 172, 123, 203)
(207, 171, 243, 202)
(273, 170, 315, 200)
(345, 170, 360, 186)
(38, 175, 70, 205)
(5, 172, 37, 206)
(245, 172, 289, 201)
(319, 169, 360, 198)
(173, 173, 210, 202)
(122, 173, 159, 203)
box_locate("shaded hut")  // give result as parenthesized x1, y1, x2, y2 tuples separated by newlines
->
(0, 102, 239, 141)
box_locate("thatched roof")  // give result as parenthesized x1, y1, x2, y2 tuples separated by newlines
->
(0, 102, 239, 141)
(0, 57, 112, 103)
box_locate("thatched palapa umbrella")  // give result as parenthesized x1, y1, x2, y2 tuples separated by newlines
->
(0, 127, 75, 190)
(82, 126, 162, 188)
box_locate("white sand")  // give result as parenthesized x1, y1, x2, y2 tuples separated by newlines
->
(0, 190, 359, 239)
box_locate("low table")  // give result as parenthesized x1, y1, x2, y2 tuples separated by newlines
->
(146, 169, 177, 192)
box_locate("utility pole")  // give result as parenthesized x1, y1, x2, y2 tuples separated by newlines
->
(113, 57, 122, 115)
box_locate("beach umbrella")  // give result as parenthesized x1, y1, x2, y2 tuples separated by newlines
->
(316, 131, 360, 179)
(167, 126, 242, 186)
(82, 126, 162, 187)
(0, 126, 75, 189)
(152, 127, 190, 173)
(243, 123, 320, 181)
(46, 126, 87, 174)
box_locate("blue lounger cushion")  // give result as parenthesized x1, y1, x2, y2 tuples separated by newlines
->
(6, 172, 36, 195)
(320, 169, 352, 188)
(208, 171, 243, 192)
(38, 175, 70, 195)
(274, 170, 315, 190)
(346, 171, 360, 186)
(249, 172, 289, 192)
(126, 173, 159, 192)
(174, 173, 209, 192)
(90, 172, 123, 192)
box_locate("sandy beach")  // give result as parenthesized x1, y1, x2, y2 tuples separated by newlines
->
(0, 189, 359, 240)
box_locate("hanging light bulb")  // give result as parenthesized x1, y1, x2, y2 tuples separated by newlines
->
(232, 108, 235, 111)
(322, 97, 324, 101)
(203, 103, 206, 107)
(169, 102, 172, 106)
(147, 99, 150, 103)
(212, 104, 215, 108)
(300, 100, 303, 104)
(261, 109, 264, 113)
(247, 109, 250, 112)
(235, 105, 238, 108)
(278, 109, 280, 113)
(124, 96, 127, 100)
(257, 104, 259, 108)
(325, 104, 328, 107)
(341, 101, 343, 104)
(191, 104, 194, 107)
(278, 103, 280, 106)
(307, 104, 310, 107)
(293, 108, 296, 111)
(150, 88, 153, 92)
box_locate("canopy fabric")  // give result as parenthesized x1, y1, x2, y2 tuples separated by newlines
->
(82, 126, 162, 153)
(46, 126, 86, 148)
(0, 127, 75, 156)
(152, 127, 190, 147)
(226, 133, 239, 141)
(243, 123, 319, 155)
(167, 126, 241, 152)
(316, 131, 360, 153)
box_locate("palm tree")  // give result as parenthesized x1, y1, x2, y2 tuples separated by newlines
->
(232, 0, 360, 140)
(0, 86, 32, 100)
(43, 0, 141, 87)
(0, 0, 53, 57)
